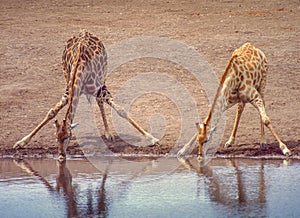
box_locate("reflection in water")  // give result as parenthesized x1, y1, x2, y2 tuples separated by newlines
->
(179, 158, 267, 206)
(1, 157, 299, 217)
(13, 159, 108, 217)
(56, 161, 79, 217)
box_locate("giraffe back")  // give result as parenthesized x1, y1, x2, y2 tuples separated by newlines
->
(233, 43, 267, 89)
(221, 43, 268, 105)
(62, 31, 108, 97)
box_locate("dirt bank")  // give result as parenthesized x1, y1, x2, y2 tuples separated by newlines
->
(1, 0, 299, 159)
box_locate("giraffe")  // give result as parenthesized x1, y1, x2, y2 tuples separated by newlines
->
(178, 42, 291, 160)
(14, 31, 159, 160)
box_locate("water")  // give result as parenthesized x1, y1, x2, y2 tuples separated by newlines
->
(0, 157, 300, 218)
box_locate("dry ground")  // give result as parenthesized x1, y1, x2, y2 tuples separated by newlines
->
(0, 0, 299, 158)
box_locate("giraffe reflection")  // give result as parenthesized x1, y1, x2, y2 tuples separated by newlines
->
(178, 157, 266, 206)
(12, 157, 293, 216)
(13, 159, 108, 217)
(55, 161, 79, 217)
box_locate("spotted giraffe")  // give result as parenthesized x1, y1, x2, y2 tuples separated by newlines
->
(14, 31, 159, 160)
(178, 43, 291, 159)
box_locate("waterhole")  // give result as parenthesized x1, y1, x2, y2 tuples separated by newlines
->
(0, 157, 299, 217)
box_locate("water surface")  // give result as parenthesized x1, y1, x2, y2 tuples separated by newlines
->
(0, 157, 299, 217)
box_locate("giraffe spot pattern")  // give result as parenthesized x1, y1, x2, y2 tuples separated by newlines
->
(61, 31, 109, 114)
(218, 42, 268, 107)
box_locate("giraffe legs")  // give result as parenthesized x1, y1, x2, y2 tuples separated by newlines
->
(250, 91, 291, 156)
(225, 102, 245, 148)
(97, 86, 159, 145)
(258, 77, 267, 147)
(14, 89, 69, 149)
(177, 132, 198, 157)
(96, 98, 115, 141)
(260, 116, 267, 147)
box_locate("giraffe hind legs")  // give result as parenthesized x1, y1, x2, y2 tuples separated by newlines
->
(97, 85, 159, 146)
(250, 92, 292, 157)
(104, 131, 115, 141)
(96, 98, 115, 142)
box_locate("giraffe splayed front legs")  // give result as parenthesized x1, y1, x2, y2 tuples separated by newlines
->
(14, 31, 159, 160)
(178, 43, 291, 160)
(14, 87, 69, 150)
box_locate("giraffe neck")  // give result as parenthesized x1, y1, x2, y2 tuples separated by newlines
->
(65, 102, 75, 125)
(65, 76, 82, 125)
(204, 55, 237, 132)
(205, 92, 227, 132)
(65, 48, 83, 125)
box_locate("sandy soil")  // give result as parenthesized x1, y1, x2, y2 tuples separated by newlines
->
(1, 0, 299, 159)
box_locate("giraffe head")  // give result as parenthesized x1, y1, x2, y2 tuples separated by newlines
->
(196, 122, 208, 160)
(54, 119, 78, 161)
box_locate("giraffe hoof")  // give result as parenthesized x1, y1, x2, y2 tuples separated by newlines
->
(145, 132, 159, 146)
(150, 137, 159, 146)
(177, 148, 186, 157)
(13, 140, 25, 149)
(260, 142, 267, 149)
(14, 135, 31, 149)
(13, 143, 20, 150)
(283, 148, 292, 157)
(104, 132, 115, 142)
(224, 141, 233, 148)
